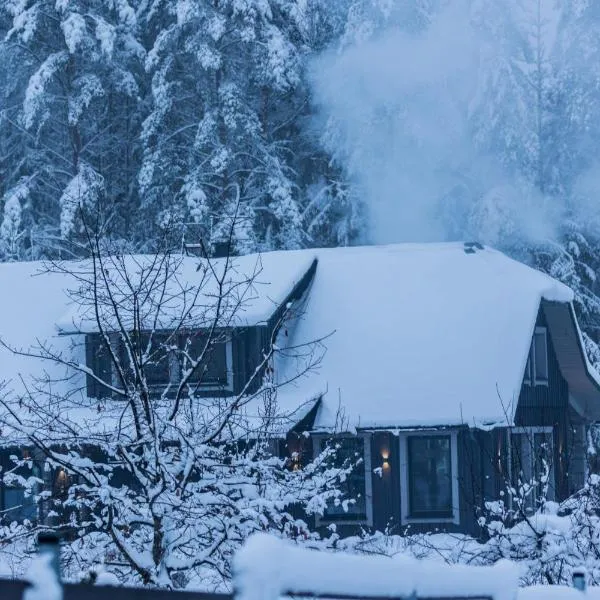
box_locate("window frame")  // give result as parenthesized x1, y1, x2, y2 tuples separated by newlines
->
(507, 426, 555, 508)
(99, 331, 234, 394)
(523, 326, 548, 386)
(312, 433, 373, 527)
(0, 449, 39, 523)
(399, 429, 460, 525)
(138, 332, 178, 387)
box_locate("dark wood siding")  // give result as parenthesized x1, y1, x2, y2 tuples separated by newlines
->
(370, 432, 400, 532)
(231, 329, 244, 395)
(294, 421, 590, 537)
(237, 326, 269, 395)
(512, 308, 586, 500)
(282, 307, 596, 537)
(515, 309, 569, 419)
(566, 406, 587, 493)
(299, 429, 504, 537)
(543, 301, 600, 416)
(457, 429, 485, 536)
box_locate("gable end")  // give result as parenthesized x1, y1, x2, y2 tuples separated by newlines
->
(542, 300, 600, 420)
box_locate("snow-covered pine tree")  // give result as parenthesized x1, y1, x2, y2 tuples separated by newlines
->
(468, 0, 562, 193)
(139, 0, 344, 253)
(0, 178, 28, 260)
(0, 0, 145, 257)
(467, 0, 600, 360)
(0, 0, 357, 256)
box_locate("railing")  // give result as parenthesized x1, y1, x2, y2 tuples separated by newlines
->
(0, 579, 229, 600)
(0, 533, 593, 600)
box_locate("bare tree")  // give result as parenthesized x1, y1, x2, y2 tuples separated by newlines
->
(0, 217, 347, 589)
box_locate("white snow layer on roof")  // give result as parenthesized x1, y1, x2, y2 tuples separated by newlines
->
(0, 260, 77, 399)
(275, 242, 574, 430)
(0, 243, 578, 432)
(55, 252, 316, 332)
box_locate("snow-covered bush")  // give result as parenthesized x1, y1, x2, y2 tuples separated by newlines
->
(476, 476, 600, 585)
(319, 476, 600, 588)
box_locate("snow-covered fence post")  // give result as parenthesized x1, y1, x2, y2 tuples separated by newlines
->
(572, 569, 587, 592)
(23, 532, 62, 600)
(37, 532, 61, 582)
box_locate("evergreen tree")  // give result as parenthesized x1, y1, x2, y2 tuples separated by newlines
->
(139, 0, 347, 252)
(0, 0, 146, 257)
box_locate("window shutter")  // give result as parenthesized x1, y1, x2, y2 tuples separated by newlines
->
(85, 334, 113, 399)
(534, 329, 548, 382)
(85, 335, 99, 398)
(96, 338, 113, 397)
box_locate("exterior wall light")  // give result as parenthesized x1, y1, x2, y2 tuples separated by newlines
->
(381, 450, 390, 469)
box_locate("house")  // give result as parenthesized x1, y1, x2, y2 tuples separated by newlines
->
(0, 242, 598, 536)
(271, 242, 600, 534)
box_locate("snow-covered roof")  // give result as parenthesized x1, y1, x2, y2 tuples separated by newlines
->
(0, 252, 315, 405)
(55, 252, 316, 333)
(0, 260, 79, 401)
(0, 243, 595, 434)
(275, 242, 580, 430)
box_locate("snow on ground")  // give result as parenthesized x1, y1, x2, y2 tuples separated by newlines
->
(275, 242, 574, 430)
(235, 533, 519, 600)
(23, 553, 62, 600)
(0, 524, 598, 596)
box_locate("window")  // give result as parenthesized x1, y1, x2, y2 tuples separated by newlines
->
(138, 333, 175, 386)
(524, 327, 548, 385)
(2, 487, 36, 522)
(508, 427, 555, 511)
(315, 436, 372, 524)
(1, 449, 38, 523)
(105, 331, 232, 392)
(400, 430, 459, 524)
(408, 436, 453, 518)
(182, 333, 230, 387)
